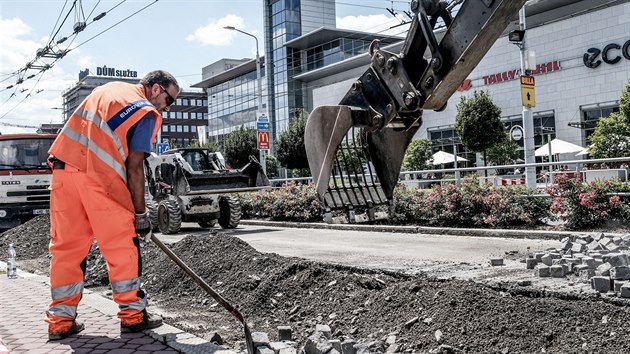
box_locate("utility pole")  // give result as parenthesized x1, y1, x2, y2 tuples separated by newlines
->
(518, 6, 537, 188)
(224, 26, 266, 174)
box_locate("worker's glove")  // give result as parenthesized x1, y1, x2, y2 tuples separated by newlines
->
(134, 211, 152, 241)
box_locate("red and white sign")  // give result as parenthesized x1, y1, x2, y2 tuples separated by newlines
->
(257, 131, 270, 150)
(482, 60, 561, 86)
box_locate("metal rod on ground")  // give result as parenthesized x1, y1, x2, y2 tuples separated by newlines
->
(149, 233, 255, 354)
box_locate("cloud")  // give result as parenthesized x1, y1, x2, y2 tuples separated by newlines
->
(336, 14, 409, 36)
(186, 14, 248, 46)
(0, 17, 75, 133)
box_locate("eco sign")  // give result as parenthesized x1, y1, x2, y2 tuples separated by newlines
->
(583, 39, 630, 68)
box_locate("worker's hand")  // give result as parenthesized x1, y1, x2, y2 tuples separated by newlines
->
(134, 211, 152, 241)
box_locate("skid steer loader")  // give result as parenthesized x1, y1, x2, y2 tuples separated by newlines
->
(304, 0, 528, 223)
(144, 148, 269, 234)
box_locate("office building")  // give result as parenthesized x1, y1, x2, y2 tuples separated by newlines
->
(61, 68, 208, 148)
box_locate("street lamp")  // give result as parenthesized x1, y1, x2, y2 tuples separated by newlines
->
(224, 25, 266, 172)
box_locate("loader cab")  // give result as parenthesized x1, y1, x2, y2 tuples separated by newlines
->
(164, 148, 226, 172)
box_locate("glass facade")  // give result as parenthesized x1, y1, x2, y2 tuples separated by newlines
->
(428, 128, 474, 166)
(305, 38, 371, 71)
(206, 69, 267, 145)
(427, 112, 557, 165)
(503, 113, 556, 161)
(267, 0, 303, 143)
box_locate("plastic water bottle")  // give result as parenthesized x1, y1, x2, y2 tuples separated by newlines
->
(7, 243, 17, 279)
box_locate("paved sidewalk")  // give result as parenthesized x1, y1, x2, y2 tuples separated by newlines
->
(0, 269, 233, 354)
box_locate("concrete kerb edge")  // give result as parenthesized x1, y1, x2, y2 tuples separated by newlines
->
(239, 219, 601, 240)
(2, 266, 238, 354)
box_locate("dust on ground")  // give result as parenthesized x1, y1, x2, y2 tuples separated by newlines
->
(2, 216, 630, 353)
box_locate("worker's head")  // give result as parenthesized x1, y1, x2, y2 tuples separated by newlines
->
(140, 70, 180, 112)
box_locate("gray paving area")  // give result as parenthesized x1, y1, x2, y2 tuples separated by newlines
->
(0, 268, 236, 354)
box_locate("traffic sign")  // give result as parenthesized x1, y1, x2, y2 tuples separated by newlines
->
(257, 131, 270, 150)
(156, 143, 169, 155)
(510, 125, 523, 141)
(257, 112, 269, 123)
(520, 75, 536, 108)
(257, 121, 270, 131)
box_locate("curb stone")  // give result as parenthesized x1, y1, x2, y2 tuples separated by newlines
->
(240, 220, 627, 241)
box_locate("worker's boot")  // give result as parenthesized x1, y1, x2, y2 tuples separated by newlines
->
(48, 320, 85, 341)
(120, 310, 163, 333)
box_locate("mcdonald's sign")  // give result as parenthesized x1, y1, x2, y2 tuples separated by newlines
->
(257, 131, 270, 150)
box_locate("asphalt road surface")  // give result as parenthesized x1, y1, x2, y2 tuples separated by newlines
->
(158, 223, 559, 279)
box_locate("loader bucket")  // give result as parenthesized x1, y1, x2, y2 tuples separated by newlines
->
(305, 105, 419, 223)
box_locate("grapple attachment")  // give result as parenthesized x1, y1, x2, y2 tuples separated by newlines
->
(304, 0, 528, 223)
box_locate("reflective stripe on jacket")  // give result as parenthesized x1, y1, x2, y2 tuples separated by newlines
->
(48, 82, 161, 211)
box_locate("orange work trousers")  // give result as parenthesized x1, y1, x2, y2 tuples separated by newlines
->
(45, 164, 145, 334)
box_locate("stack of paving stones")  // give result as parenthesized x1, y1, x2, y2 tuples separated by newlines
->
(524, 232, 630, 298)
(251, 324, 397, 354)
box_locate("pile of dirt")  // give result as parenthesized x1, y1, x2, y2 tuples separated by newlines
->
(4, 217, 630, 353)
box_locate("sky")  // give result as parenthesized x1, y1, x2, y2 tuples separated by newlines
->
(0, 0, 411, 134)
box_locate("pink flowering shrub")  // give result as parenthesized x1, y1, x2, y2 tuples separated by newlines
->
(239, 182, 323, 221)
(418, 178, 551, 227)
(545, 173, 630, 229)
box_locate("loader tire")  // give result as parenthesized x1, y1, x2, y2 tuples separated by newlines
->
(218, 196, 241, 229)
(146, 199, 160, 232)
(198, 219, 217, 228)
(157, 200, 182, 234)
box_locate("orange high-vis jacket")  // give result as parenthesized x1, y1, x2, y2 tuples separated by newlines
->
(49, 82, 162, 212)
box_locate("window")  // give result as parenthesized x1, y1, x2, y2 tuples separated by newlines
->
(177, 125, 183, 133)
(582, 105, 619, 143)
(184, 125, 189, 133)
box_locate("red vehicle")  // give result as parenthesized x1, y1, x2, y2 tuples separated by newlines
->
(0, 133, 57, 229)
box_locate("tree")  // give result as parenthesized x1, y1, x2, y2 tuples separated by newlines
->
(589, 81, 630, 159)
(455, 90, 505, 153)
(264, 154, 280, 179)
(223, 126, 258, 168)
(589, 113, 630, 158)
(276, 109, 309, 170)
(188, 140, 219, 152)
(403, 138, 433, 171)
(455, 90, 505, 176)
(486, 132, 520, 174)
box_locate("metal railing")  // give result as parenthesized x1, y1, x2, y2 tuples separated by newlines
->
(268, 156, 630, 189)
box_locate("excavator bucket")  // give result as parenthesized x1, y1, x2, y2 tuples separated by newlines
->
(305, 105, 419, 223)
(304, 0, 528, 223)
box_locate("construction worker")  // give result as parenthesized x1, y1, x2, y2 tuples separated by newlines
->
(45, 70, 179, 340)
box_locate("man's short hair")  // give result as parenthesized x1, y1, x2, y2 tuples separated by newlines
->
(140, 70, 180, 92)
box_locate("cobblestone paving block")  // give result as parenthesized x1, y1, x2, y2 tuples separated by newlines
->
(610, 266, 630, 280)
(582, 257, 597, 269)
(596, 263, 612, 276)
(341, 341, 356, 354)
(526, 258, 538, 269)
(621, 284, 630, 298)
(613, 280, 626, 292)
(278, 326, 292, 341)
(571, 243, 585, 253)
(490, 258, 504, 266)
(608, 253, 630, 267)
(550, 265, 565, 278)
(279, 348, 298, 354)
(252, 332, 271, 347)
(535, 265, 550, 277)
(591, 276, 611, 293)
(534, 252, 545, 262)
(315, 325, 331, 339)
(579, 269, 595, 283)
(541, 254, 553, 267)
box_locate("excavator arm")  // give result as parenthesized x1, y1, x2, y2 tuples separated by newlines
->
(304, 0, 527, 223)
